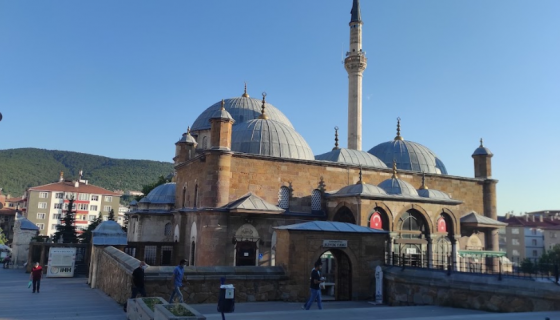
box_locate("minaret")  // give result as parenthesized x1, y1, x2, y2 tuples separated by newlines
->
(345, 0, 367, 150)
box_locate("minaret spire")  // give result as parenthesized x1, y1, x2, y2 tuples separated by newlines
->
(345, 0, 367, 150)
(333, 126, 340, 150)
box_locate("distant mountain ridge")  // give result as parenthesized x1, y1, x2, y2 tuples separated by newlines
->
(0, 148, 174, 197)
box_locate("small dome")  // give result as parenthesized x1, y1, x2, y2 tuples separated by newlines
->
(378, 178, 419, 196)
(231, 119, 314, 160)
(335, 183, 387, 197)
(472, 139, 493, 157)
(418, 189, 450, 200)
(191, 96, 293, 131)
(92, 221, 127, 245)
(177, 129, 197, 145)
(369, 140, 447, 174)
(129, 200, 138, 206)
(315, 148, 387, 168)
(19, 217, 39, 231)
(139, 182, 176, 204)
(210, 100, 234, 122)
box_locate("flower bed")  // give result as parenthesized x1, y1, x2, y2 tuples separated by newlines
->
(127, 297, 168, 320)
(154, 303, 206, 320)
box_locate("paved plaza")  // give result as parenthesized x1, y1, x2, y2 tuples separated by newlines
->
(2, 266, 560, 320)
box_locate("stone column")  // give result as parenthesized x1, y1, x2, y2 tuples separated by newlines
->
(427, 235, 435, 269)
(388, 232, 399, 265)
(451, 235, 459, 271)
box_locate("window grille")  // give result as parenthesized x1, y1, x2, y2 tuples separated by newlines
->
(311, 189, 321, 211)
(278, 187, 290, 209)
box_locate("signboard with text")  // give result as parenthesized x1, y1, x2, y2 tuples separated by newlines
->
(47, 247, 77, 278)
(322, 240, 348, 248)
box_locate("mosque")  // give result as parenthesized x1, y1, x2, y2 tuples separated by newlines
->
(128, 0, 504, 277)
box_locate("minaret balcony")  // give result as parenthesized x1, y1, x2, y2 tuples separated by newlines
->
(344, 55, 367, 72)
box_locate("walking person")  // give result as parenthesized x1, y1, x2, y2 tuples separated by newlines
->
(304, 261, 325, 310)
(3, 255, 11, 269)
(124, 261, 148, 312)
(169, 259, 187, 303)
(30, 262, 43, 293)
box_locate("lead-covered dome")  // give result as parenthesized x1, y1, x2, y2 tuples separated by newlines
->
(191, 95, 293, 131)
(139, 182, 176, 204)
(316, 148, 387, 168)
(368, 119, 447, 174)
(231, 119, 314, 160)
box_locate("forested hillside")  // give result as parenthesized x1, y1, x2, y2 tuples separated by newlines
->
(0, 148, 174, 197)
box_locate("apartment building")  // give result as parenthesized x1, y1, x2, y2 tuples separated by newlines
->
(25, 172, 121, 236)
(499, 213, 560, 261)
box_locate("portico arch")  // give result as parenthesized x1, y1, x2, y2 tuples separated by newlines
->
(233, 224, 260, 266)
(310, 248, 357, 301)
(333, 206, 356, 224)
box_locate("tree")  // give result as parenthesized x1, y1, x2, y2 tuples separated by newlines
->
(108, 209, 115, 221)
(0, 227, 8, 245)
(137, 175, 169, 201)
(520, 258, 535, 274)
(79, 212, 103, 244)
(54, 197, 79, 243)
(122, 213, 129, 233)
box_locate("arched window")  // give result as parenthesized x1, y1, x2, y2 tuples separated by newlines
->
(194, 184, 199, 208)
(202, 136, 208, 149)
(311, 189, 321, 211)
(333, 206, 356, 224)
(190, 241, 196, 266)
(182, 186, 187, 208)
(164, 223, 172, 236)
(278, 186, 290, 209)
(398, 211, 427, 239)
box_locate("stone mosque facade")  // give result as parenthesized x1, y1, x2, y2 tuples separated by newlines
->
(128, 0, 504, 270)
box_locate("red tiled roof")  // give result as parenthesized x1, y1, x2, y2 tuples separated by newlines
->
(6, 197, 25, 202)
(500, 216, 560, 230)
(28, 181, 120, 196)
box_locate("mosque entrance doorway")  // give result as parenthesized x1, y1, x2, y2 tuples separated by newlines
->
(316, 249, 352, 301)
(235, 241, 257, 266)
(395, 210, 429, 267)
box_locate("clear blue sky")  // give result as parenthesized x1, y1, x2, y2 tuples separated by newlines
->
(1, 1, 559, 214)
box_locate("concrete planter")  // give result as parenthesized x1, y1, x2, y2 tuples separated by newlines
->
(154, 303, 206, 320)
(128, 297, 168, 320)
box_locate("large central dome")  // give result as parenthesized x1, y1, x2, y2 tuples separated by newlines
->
(191, 95, 293, 131)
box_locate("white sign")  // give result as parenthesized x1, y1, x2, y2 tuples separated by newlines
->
(221, 284, 235, 299)
(322, 240, 348, 248)
(405, 247, 417, 254)
(375, 266, 383, 304)
(47, 247, 77, 278)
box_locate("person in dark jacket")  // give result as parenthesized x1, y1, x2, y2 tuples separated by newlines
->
(30, 262, 43, 293)
(124, 261, 147, 312)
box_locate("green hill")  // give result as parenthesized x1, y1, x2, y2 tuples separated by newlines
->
(0, 148, 174, 197)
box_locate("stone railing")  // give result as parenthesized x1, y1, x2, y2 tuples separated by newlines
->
(91, 246, 291, 305)
(384, 266, 560, 312)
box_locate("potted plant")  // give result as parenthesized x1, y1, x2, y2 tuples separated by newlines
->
(154, 303, 206, 320)
(128, 297, 168, 320)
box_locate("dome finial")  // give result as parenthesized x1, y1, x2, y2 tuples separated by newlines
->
(332, 126, 340, 150)
(258, 92, 269, 120)
(242, 82, 249, 98)
(220, 99, 226, 111)
(357, 166, 364, 184)
(392, 160, 398, 178)
(480, 138, 484, 147)
(187, 126, 190, 134)
(394, 117, 403, 141)
(419, 172, 428, 190)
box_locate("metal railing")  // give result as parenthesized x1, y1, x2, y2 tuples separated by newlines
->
(385, 252, 560, 283)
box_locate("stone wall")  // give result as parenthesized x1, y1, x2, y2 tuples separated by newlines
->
(92, 246, 292, 305)
(384, 266, 560, 312)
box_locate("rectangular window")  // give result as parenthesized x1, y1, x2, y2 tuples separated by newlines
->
(36, 223, 44, 230)
(533, 250, 538, 257)
(103, 206, 111, 212)
(51, 224, 57, 230)
(78, 193, 89, 201)
(511, 228, 519, 234)
(90, 205, 98, 212)
(512, 239, 520, 246)
(89, 215, 97, 221)
(91, 195, 99, 201)
(532, 229, 537, 235)
(38, 202, 47, 209)
(54, 203, 63, 209)
(37, 213, 46, 219)
(39, 192, 49, 198)
(512, 249, 520, 256)
(78, 203, 88, 211)
(532, 239, 538, 246)
(53, 214, 61, 220)
(105, 196, 113, 202)
(55, 193, 64, 199)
